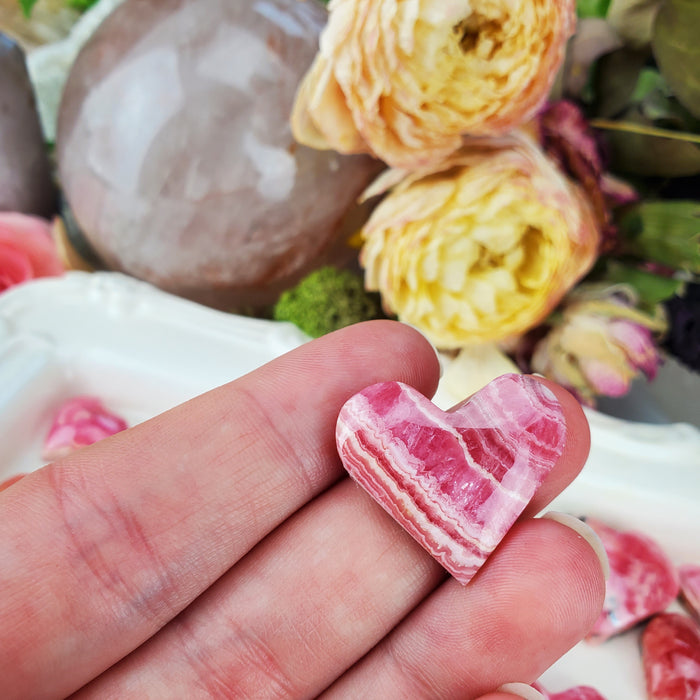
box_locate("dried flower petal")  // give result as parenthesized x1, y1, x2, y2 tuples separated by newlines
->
(292, 0, 575, 168)
(42, 396, 128, 461)
(536, 100, 638, 252)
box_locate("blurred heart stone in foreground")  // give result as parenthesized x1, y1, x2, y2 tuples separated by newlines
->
(56, 0, 380, 310)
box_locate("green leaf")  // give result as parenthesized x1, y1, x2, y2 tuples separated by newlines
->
(66, 0, 100, 10)
(600, 259, 684, 307)
(653, 0, 700, 118)
(629, 67, 666, 103)
(593, 47, 649, 118)
(18, 0, 39, 18)
(577, 0, 612, 18)
(616, 200, 700, 272)
(630, 68, 700, 128)
(607, 0, 663, 47)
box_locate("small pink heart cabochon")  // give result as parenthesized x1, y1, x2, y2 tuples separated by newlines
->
(336, 374, 566, 585)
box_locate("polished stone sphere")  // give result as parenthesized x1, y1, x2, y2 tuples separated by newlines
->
(57, 0, 380, 309)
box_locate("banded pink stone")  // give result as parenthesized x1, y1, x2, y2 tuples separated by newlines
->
(335, 374, 566, 585)
(680, 564, 700, 622)
(642, 613, 700, 700)
(586, 518, 680, 643)
(42, 396, 128, 461)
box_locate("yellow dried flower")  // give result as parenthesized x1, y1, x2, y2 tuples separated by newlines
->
(292, 0, 576, 169)
(359, 133, 600, 348)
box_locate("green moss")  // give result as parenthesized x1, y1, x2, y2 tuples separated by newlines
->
(18, 0, 38, 17)
(67, 0, 100, 10)
(273, 267, 383, 338)
(19, 0, 98, 16)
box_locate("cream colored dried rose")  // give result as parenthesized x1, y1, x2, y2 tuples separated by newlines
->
(359, 133, 600, 348)
(530, 285, 667, 406)
(292, 0, 576, 169)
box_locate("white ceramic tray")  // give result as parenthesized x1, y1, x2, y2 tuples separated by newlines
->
(0, 271, 308, 474)
(1, 271, 698, 699)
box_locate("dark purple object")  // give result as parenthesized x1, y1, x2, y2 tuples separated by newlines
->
(664, 283, 700, 372)
(0, 34, 57, 217)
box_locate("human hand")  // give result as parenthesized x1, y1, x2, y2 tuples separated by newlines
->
(0, 321, 606, 699)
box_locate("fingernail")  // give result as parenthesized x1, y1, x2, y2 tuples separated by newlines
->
(403, 322, 443, 377)
(541, 511, 610, 580)
(497, 682, 546, 700)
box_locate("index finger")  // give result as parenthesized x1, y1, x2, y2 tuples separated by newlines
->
(0, 320, 440, 700)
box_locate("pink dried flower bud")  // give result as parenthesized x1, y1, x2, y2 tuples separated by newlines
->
(536, 100, 638, 253)
(42, 396, 128, 461)
(530, 286, 666, 405)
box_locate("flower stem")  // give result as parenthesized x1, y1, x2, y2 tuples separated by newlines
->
(590, 119, 700, 145)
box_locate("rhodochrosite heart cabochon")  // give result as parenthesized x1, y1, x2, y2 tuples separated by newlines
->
(336, 374, 566, 584)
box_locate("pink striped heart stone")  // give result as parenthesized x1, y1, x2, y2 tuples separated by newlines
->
(336, 374, 566, 585)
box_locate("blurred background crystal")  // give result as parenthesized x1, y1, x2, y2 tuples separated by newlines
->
(0, 32, 57, 216)
(56, 0, 381, 311)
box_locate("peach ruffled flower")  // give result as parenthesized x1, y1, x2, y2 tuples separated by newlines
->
(292, 0, 576, 168)
(530, 286, 667, 405)
(0, 212, 64, 293)
(359, 132, 600, 348)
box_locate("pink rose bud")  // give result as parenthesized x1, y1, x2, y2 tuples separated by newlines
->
(530, 285, 666, 405)
(42, 396, 128, 461)
(0, 212, 64, 293)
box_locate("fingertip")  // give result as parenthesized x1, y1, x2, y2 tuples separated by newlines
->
(493, 682, 547, 700)
(523, 377, 591, 517)
(533, 376, 590, 461)
(541, 512, 610, 581)
(478, 695, 543, 700)
(326, 320, 442, 399)
(535, 516, 608, 635)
